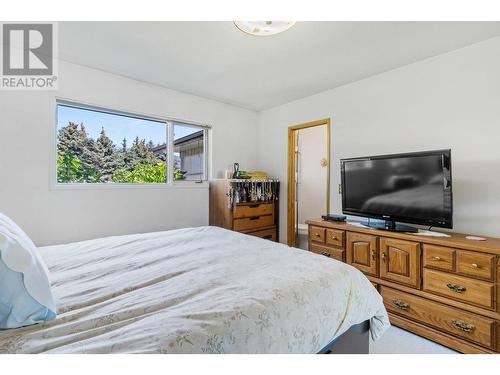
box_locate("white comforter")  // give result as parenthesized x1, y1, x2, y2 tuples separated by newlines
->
(0, 226, 389, 353)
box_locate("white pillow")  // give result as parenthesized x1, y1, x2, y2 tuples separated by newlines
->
(0, 213, 56, 329)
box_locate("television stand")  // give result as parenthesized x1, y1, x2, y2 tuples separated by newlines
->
(306, 218, 500, 354)
(366, 219, 418, 233)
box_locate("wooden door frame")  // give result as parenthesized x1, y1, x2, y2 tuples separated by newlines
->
(287, 118, 331, 247)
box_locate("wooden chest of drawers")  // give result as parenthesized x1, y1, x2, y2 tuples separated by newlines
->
(209, 180, 279, 241)
(306, 219, 500, 354)
(308, 225, 346, 262)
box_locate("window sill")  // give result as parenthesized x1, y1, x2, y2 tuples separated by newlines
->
(50, 181, 209, 190)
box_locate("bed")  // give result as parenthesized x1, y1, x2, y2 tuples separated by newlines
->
(0, 226, 389, 353)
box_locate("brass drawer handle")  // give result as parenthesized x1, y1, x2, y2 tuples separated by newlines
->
(315, 233, 321, 237)
(392, 299, 410, 310)
(321, 251, 331, 257)
(452, 319, 475, 333)
(331, 235, 337, 240)
(371, 249, 376, 260)
(433, 256, 442, 261)
(447, 283, 467, 293)
(471, 263, 480, 269)
(382, 252, 387, 262)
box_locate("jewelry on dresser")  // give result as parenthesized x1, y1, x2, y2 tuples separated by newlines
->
(227, 184, 234, 208)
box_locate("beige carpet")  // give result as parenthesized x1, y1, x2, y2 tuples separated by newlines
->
(370, 326, 458, 354)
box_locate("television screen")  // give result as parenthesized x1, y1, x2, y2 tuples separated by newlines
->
(341, 150, 452, 228)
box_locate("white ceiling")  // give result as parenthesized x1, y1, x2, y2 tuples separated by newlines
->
(59, 22, 500, 111)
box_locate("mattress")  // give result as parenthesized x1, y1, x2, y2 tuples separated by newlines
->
(0, 226, 389, 353)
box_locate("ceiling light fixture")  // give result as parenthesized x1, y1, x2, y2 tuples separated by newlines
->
(234, 21, 296, 36)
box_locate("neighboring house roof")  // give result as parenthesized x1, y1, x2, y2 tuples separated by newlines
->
(173, 130, 204, 146)
(150, 130, 203, 153)
(150, 144, 167, 153)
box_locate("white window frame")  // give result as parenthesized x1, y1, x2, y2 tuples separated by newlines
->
(52, 98, 211, 190)
(170, 121, 210, 184)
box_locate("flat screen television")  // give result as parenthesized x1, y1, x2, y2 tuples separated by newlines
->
(340, 149, 452, 232)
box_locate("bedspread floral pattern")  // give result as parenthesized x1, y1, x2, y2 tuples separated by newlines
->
(0, 227, 389, 353)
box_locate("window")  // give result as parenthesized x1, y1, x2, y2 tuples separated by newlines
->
(56, 102, 208, 184)
(173, 122, 206, 181)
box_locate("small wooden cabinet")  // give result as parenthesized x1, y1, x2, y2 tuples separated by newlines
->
(309, 225, 345, 261)
(306, 219, 500, 354)
(379, 238, 421, 288)
(346, 232, 378, 276)
(209, 179, 279, 241)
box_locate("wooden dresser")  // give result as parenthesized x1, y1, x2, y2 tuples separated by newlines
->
(306, 219, 500, 354)
(209, 179, 279, 241)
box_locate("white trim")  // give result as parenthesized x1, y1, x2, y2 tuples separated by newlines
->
(55, 97, 213, 129)
(167, 120, 174, 184)
(203, 127, 209, 180)
(207, 127, 213, 180)
(51, 181, 209, 191)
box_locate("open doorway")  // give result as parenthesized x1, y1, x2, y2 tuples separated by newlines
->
(287, 119, 330, 248)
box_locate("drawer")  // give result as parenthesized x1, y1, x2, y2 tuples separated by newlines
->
(381, 286, 495, 349)
(234, 215, 274, 232)
(310, 226, 326, 243)
(423, 269, 495, 309)
(457, 250, 495, 281)
(423, 244, 455, 272)
(325, 229, 344, 248)
(233, 203, 274, 219)
(310, 243, 344, 261)
(247, 227, 277, 241)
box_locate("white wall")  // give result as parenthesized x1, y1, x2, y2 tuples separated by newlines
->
(3, 36, 500, 246)
(297, 125, 328, 225)
(0, 61, 258, 246)
(257, 36, 500, 241)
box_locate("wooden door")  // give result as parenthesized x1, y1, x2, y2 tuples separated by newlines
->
(346, 232, 378, 276)
(380, 237, 421, 288)
(287, 118, 330, 247)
